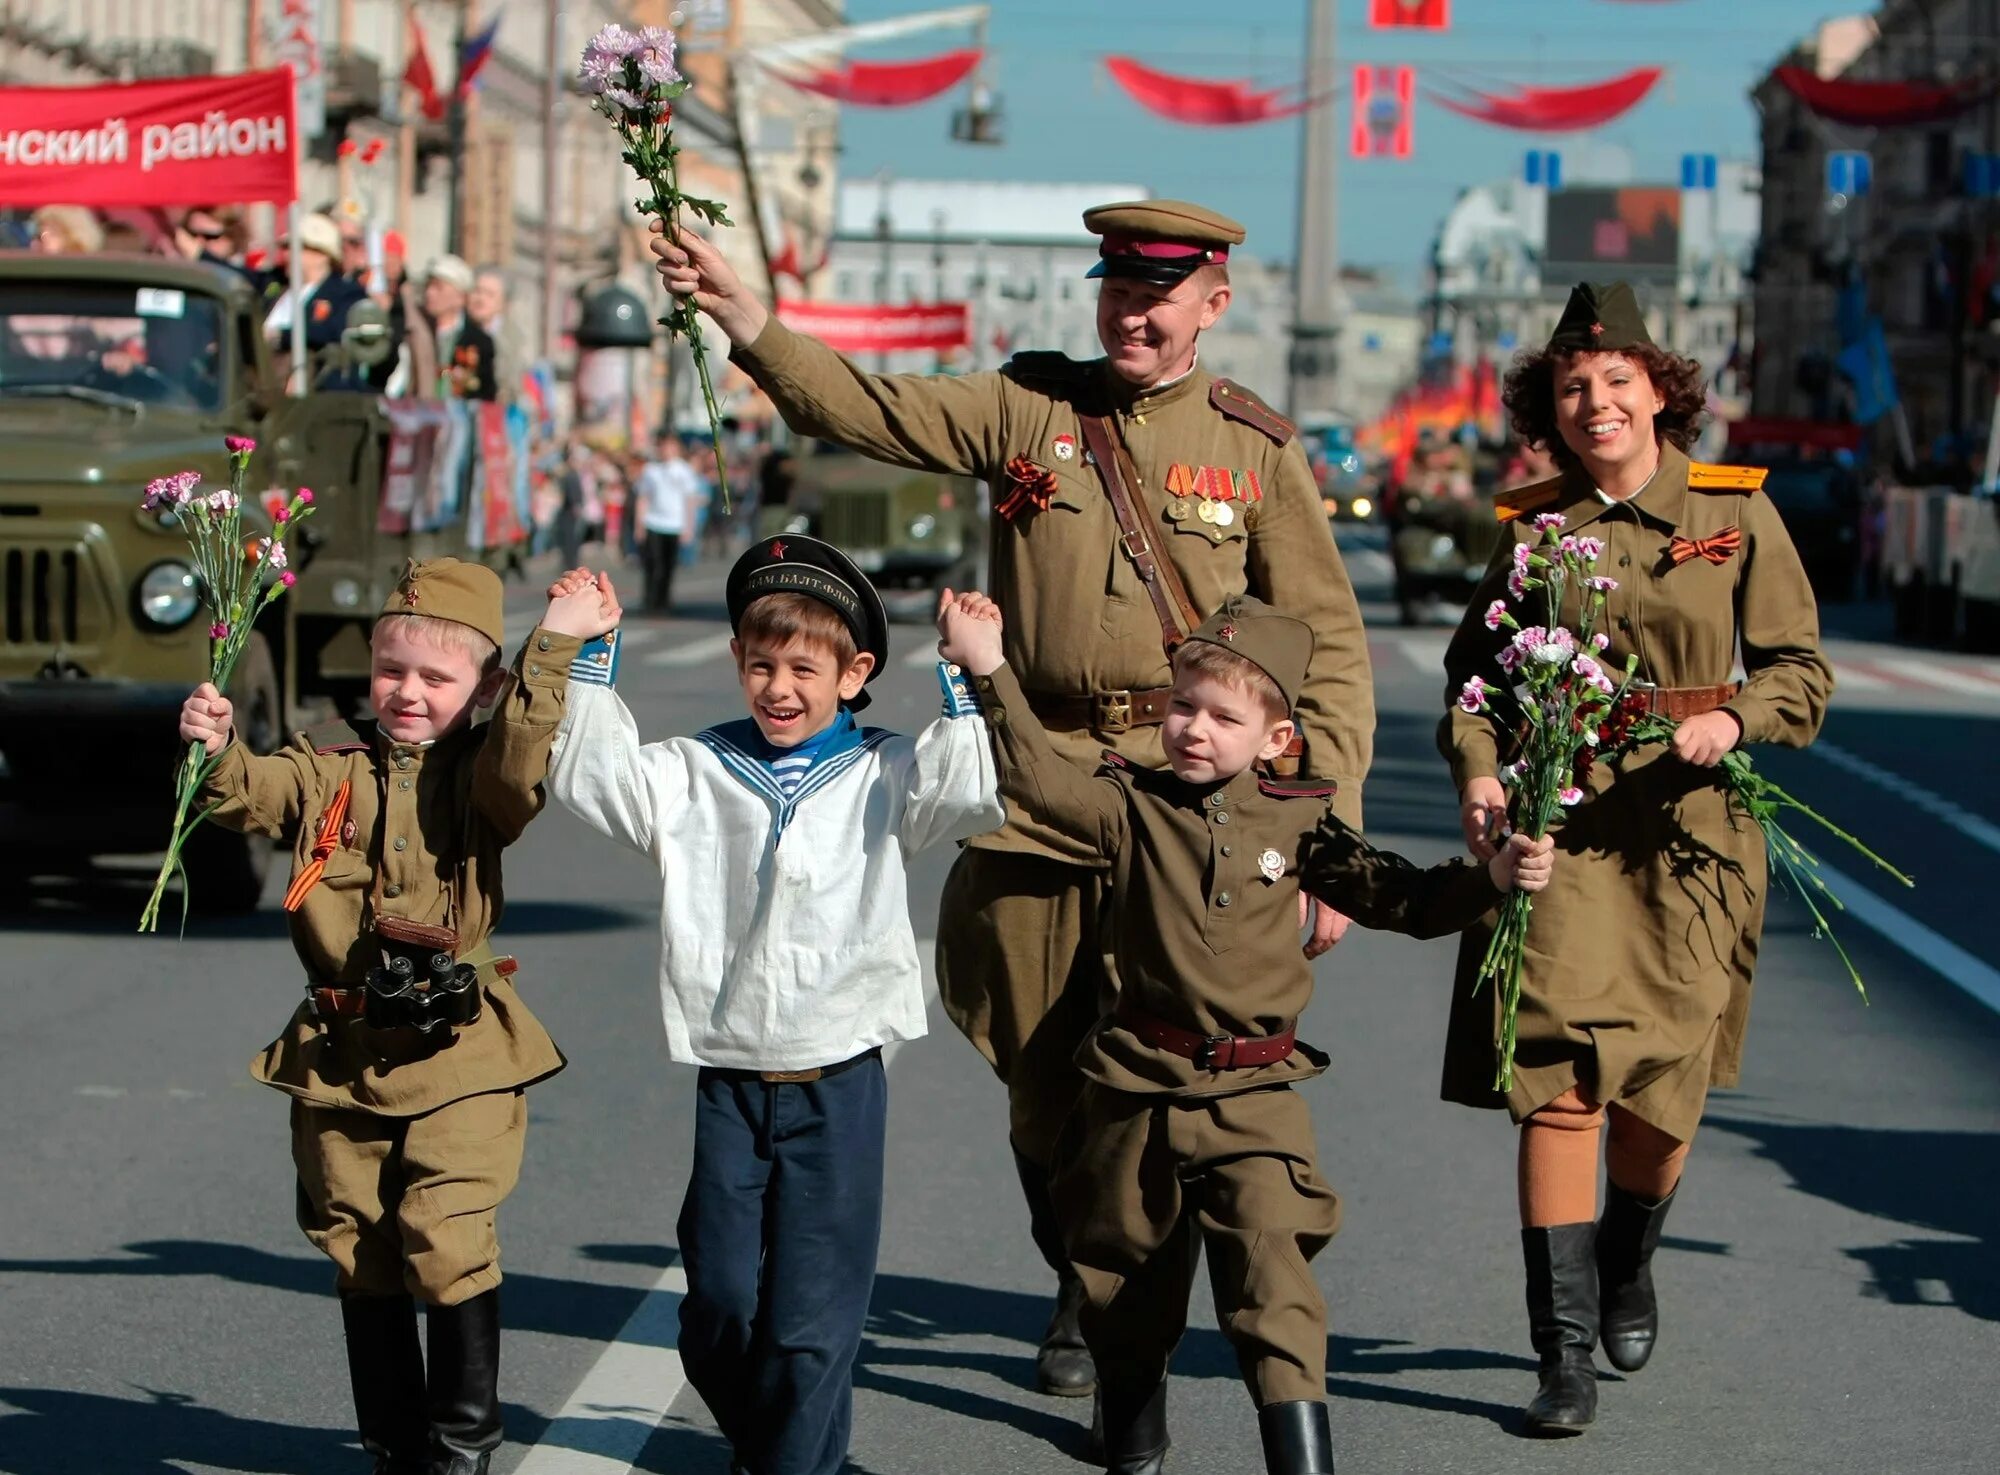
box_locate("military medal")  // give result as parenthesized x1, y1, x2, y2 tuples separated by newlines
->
(1052, 433, 1076, 462)
(1257, 848, 1286, 883)
(1166, 497, 1192, 522)
(1211, 501, 1235, 528)
(1196, 498, 1219, 524)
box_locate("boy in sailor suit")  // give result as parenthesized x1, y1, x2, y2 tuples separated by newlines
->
(532, 537, 1002, 1475)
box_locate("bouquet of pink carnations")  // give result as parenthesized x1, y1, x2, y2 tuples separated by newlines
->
(137, 438, 316, 932)
(580, 22, 734, 509)
(1459, 513, 1909, 1089)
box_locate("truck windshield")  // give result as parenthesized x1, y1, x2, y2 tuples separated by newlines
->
(0, 280, 226, 412)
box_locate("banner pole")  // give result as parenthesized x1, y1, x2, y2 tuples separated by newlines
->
(290, 200, 307, 396)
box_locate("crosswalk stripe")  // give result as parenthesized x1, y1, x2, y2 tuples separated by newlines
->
(645, 632, 737, 668)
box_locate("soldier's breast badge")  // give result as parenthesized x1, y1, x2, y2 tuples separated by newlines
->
(1258, 848, 1287, 883)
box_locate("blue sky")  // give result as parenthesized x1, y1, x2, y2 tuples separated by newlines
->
(835, 0, 1854, 283)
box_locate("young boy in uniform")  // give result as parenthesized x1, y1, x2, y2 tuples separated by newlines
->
(533, 537, 1002, 1475)
(180, 557, 568, 1475)
(936, 590, 1553, 1475)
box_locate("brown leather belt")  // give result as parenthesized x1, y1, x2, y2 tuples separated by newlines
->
(1637, 682, 1740, 722)
(707, 1047, 882, 1086)
(1118, 1006, 1297, 1071)
(1028, 686, 1175, 734)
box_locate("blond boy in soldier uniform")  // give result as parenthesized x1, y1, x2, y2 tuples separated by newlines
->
(937, 590, 1554, 1475)
(180, 558, 569, 1475)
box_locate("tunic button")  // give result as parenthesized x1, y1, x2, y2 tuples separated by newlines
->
(396, 754, 410, 770)
(1619, 555, 1632, 568)
(1207, 792, 1223, 808)
(1217, 891, 1233, 907)
(392, 837, 407, 852)
(1214, 811, 1231, 825)
(537, 635, 552, 651)
(384, 884, 401, 899)
(398, 778, 411, 791)
(1618, 617, 1632, 632)
(528, 663, 541, 677)
(991, 709, 1008, 726)
(1221, 844, 1233, 857)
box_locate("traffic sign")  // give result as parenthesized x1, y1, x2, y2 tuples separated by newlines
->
(1680, 153, 1718, 191)
(1826, 150, 1872, 199)
(1524, 149, 1562, 189)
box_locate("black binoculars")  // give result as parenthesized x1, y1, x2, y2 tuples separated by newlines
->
(363, 948, 484, 1035)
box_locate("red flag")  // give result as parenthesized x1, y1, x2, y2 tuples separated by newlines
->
(1370, 0, 1450, 28)
(1351, 66, 1415, 158)
(403, 13, 446, 122)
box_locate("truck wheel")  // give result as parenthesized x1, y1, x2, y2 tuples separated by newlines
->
(185, 634, 280, 915)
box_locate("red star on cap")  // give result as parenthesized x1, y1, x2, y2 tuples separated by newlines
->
(1217, 622, 1237, 642)
(1589, 322, 1605, 337)
(402, 585, 420, 607)
(769, 540, 787, 559)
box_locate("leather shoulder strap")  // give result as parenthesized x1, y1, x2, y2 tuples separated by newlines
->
(1210, 380, 1294, 445)
(1077, 413, 1201, 655)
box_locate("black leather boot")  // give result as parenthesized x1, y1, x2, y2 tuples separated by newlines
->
(1258, 1400, 1335, 1473)
(426, 1290, 503, 1474)
(1598, 1181, 1676, 1373)
(340, 1291, 429, 1474)
(1520, 1224, 1598, 1435)
(1013, 1146, 1096, 1396)
(1099, 1378, 1169, 1475)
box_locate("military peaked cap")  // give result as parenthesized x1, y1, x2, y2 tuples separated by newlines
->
(1548, 281, 1656, 355)
(380, 557, 506, 651)
(1183, 594, 1313, 712)
(726, 534, 889, 710)
(1083, 199, 1245, 286)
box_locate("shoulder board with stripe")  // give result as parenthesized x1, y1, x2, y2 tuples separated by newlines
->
(304, 717, 371, 755)
(1687, 461, 1768, 493)
(1209, 379, 1294, 445)
(1493, 478, 1563, 523)
(1001, 350, 1085, 387)
(1257, 776, 1337, 800)
(1099, 750, 1133, 771)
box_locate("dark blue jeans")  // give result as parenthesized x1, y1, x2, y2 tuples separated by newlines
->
(677, 1052, 886, 1475)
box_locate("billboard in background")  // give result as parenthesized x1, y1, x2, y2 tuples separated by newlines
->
(1544, 187, 1681, 288)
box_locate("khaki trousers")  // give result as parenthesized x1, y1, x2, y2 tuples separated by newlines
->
(1051, 1082, 1343, 1406)
(937, 848, 1107, 1167)
(291, 1088, 527, 1307)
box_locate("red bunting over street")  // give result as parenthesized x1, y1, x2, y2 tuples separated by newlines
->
(1773, 65, 1992, 127)
(0, 68, 299, 207)
(1430, 67, 1662, 132)
(1104, 56, 1318, 127)
(777, 49, 982, 107)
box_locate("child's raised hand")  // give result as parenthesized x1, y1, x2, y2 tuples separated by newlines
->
(179, 682, 234, 755)
(543, 569, 621, 641)
(935, 586, 1005, 676)
(1489, 831, 1555, 894)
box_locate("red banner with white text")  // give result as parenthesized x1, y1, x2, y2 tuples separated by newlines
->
(0, 68, 299, 208)
(776, 299, 971, 356)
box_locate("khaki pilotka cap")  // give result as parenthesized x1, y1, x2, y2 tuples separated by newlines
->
(379, 557, 506, 651)
(1083, 199, 1246, 286)
(1547, 280, 1657, 354)
(1181, 594, 1314, 711)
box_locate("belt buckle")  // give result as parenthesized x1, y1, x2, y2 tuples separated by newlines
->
(1118, 527, 1151, 562)
(1193, 1034, 1233, 1071)
(1096, 690, 1133, 735)
(760, 1067, 823, 1084)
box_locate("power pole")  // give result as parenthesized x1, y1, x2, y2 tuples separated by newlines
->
(540, 0, 562, 363)
(1288, 0, 1339, 423)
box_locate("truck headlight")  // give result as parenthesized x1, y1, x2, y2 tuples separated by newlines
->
(136, 560, 199, 629)
(907, 514, 937, 540)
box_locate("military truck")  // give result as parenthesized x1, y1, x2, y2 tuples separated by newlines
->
(757, 439, 983, 611)
(0, 250, 440, 911)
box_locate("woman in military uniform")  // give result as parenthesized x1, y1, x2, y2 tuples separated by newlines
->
(1437, 283, 1833, 1435)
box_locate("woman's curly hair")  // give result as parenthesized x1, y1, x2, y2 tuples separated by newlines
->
(1502, 344, 1708, 469)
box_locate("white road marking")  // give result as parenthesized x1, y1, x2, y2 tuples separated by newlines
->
(644, 633, 737, 668)
(1810, 860, 2000, 1016)
(518, 948, 938, 1469)
(1812, 741, 2000, 858)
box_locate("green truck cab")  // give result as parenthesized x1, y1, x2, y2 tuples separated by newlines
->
(0, 250, 429, 910)
(758, 439, 982, 606)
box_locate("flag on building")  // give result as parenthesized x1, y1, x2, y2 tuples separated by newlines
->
(403, 12, 446, 121)
(457, 13, 504, 100)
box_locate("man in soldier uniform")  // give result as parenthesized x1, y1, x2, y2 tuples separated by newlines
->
(652, 200, 1375, 1395)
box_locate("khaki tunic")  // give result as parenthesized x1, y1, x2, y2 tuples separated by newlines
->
(977, 660, 1497, 1401)
(198, 636, 571, 1118)
(1437, 445, 1833, 1138)
(731, 319, 1375, 845)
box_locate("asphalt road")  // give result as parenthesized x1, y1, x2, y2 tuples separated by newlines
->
(3, 531, 1997, 1475)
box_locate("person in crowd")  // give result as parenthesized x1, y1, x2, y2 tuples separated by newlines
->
(263, 213, 367, 349)
(537, 545, 1001, 1475)
(1438, 282, 1833, 1436)
(30, 205, 103, 255)
(652, 198, 1375, 1397)
(423, 255, 496, 401)
(554, 441, 591, 569)
(178, 558, 569, 1474)
(634, 433, 702, 612)
(171, 205, 253, 283)
(469, 265, 527, 405)
(937, 590, 1550, 1475)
